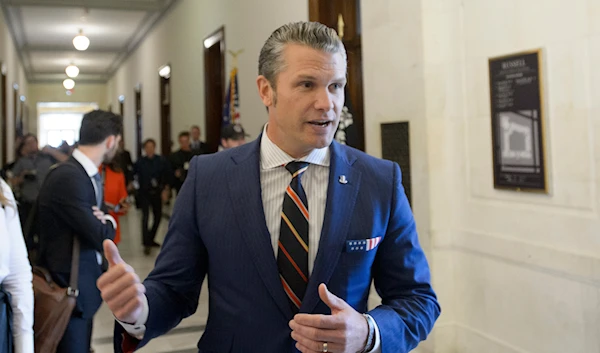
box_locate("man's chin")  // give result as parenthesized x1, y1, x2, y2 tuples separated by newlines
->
(309, 138, 334, 151)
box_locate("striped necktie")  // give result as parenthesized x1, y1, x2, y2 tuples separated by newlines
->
(278, 161, 310, 313)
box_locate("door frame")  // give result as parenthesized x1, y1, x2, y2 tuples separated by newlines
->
(159, 64, 172, 156)
(134, 85, 143, 159)
(203, 26, 225, 153)
(1, 64, 7, 165)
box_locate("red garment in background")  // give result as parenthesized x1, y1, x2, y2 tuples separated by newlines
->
(100, 165, 128, 244)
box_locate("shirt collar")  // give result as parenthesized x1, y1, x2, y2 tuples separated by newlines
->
(72, 149, 99, 177)
(260, 124, 330, 170)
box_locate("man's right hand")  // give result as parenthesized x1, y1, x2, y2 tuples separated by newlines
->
(97, 239, 146, 324)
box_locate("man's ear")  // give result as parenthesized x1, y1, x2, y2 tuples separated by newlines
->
(257, 75, 274, 107)
(105, 135, 116, 149)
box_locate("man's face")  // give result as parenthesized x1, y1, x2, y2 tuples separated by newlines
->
(179, 135, 191, 150)
(257, 44, 346, 158)
(103, 135, 121, 163)
(221, 138, 246, 150)
(191, 127, 200, 140)
(144, 142, 156, 156)
(24, 136, 38, 155)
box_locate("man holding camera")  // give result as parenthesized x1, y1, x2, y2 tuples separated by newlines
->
(10, 134, 68, 229)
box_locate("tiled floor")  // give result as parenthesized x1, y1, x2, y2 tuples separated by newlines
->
(91, 206, 208, 353)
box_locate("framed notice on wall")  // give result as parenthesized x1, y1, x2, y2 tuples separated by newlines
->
(488, 49, 548, 193)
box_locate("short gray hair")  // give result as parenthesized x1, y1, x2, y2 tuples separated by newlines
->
(258, 21, 347, 89)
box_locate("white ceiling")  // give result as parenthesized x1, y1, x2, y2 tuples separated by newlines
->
(1, 0, 178, 83)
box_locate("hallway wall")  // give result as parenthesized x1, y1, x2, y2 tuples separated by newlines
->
(422, 0, 600, 352)
(27, 83, 108, 135)
(0, 4, 28, 163)
(107, 0, 309, 156)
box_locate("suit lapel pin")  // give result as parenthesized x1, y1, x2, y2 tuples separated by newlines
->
(338, 175, 348, 184)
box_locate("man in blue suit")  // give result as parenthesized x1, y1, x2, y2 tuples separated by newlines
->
(97, 21, 440, 353)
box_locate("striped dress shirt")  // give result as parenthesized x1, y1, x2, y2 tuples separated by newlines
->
(260, 129, 329, 275)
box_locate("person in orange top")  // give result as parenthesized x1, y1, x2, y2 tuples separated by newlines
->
(99, 157, 130, 244)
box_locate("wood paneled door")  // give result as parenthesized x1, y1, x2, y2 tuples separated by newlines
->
(159, 64, 172, 156)
(1, 64, 7, 165)
(134, 86, 143, 159)
(309, 0, 365, 151)
(203, 27, 225, 154)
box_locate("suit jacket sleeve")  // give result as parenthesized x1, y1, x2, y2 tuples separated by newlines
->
(369, 163, 440, 353)
(114, 157, 208, 351)
(49, 165, 115, 251)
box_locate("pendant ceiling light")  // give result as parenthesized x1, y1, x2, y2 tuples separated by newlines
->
(63, 78, 75, 90)
(158, 65, 171, 78)
(73, 29, 90, 51)
(65, 64, 79, 78)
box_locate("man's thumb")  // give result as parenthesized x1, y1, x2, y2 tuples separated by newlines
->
(103, 239, 123, 267)
(318, 283, 347, 312)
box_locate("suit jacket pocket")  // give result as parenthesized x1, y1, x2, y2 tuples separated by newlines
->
(197, 328, 234, 353)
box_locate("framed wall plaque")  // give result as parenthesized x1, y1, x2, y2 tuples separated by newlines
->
(488, 49, 548, 192)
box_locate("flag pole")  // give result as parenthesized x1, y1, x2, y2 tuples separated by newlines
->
(227, 49, 244, 69)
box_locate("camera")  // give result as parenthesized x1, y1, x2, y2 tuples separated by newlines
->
(23, 171, 37, 181)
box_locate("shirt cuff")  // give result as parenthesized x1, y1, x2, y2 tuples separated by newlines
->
(367, 314, 382, 353)
(14, 333, 34, 353)
(117, 294, 149, 340)
(103, 214, 117, 229)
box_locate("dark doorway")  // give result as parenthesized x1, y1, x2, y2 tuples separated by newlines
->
(309, 0, 365, 151)
(1, 65, 7, 165)
(119, 96, 124, 117)
(203, 27, 225, 153)
(14, 85, 22, 138)
(20, 99, 26, 135)
(134, 86, 142, 159)
(118, 95, 124, 143)
(159, 64, 172, 156)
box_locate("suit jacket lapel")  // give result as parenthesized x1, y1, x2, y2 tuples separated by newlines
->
(301, 142, 361, 313)
(227, 139, 293, 319)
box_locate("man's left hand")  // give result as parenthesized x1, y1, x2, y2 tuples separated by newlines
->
(290, 283, 369, 353)
(92, 206, 106, 224)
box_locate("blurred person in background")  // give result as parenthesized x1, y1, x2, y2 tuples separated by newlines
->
(10, 134, 68, 235)
(115, 139, 134, 192)
(134, 139, 171, 255)
(0, 177, 34, 353)
(190, 125, 208, 154)
(37, 110, 121, 352)
(1, 135, 24, 183)
(168, 131, 196, 194)
(220, 123, 249, 151)
(100, 156, 130, 246)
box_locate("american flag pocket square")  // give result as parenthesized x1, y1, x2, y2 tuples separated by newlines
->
(345, 237, 382, 253)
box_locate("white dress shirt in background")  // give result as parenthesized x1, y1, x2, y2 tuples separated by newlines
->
(0, 179, 34, 353)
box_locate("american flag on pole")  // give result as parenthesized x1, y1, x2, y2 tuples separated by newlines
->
(222, 67, 240, 131)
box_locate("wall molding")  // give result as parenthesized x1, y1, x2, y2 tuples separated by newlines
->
(453, 322, 532, 353)
(434, 230, 600, 286)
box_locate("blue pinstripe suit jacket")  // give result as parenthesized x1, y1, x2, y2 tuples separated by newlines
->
(115, 138, 440, 353)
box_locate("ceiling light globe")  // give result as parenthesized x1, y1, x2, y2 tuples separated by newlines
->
(65, 64, 80, 78)
(73, 34, 90, 51)
(63, 78, 75, 90)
